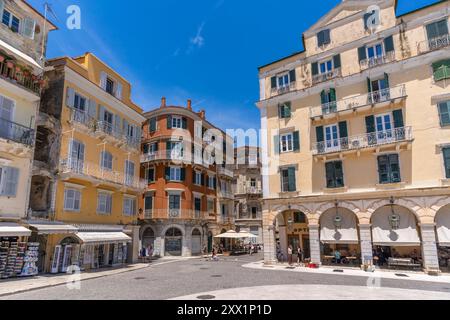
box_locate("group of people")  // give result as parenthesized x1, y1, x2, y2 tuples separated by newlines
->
(140, 244, 154, 262)
(373, 247, 421, 266)
(286, 245, 305, 266)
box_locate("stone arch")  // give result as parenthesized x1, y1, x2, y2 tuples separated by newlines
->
(430, 196, 450, 218)
(367, 198, 423, 221)
(141, 226, 156, 249)
(140, 225, 156, 240)
(319, 207, 360, 245)
(315, 201, 362, 217)
(192, 227, 202, 236)
(161, 224, 185, 237)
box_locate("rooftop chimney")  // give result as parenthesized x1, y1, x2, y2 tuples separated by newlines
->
(161, 97, 166, 108)
(199, 109, 206, 119)
(187, 99, 192, 110)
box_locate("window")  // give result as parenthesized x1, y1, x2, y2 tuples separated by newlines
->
(172, 116, 182, 129)
(426, 19, 449, 41)
(367, 43, 383, 59)
(444, 148, 450, 179)
(64, 189, 81, 211)
(319, 59, 333, 75)
(97, 192, 112, 215)
(280, 133, 294, 153)
(146, 168, 155, 183)
(149, 117, 157, 133)
(100, 151, 113, 171)
(433, 60, 450, 82)
(377, 154, 401, 184)
(194, 171, 202, 185)
(73, 93, 86, 111)
(208, 176, 216, 189)
(251, 207, 258, 219)
(169, 194, 181, 213)
(2, 10, 20, 33)
(144, 196, 153, 213)
(325, 161, 345, 189)
(167, 141, 184, 159)
(0, 166, 19, 197)
(123, 197, 136, 216)
(170, 167, 182, 181)
(105, 77, 115, 95)
(278, 102, 291, 119)
(320, 88, 337, 114)
(69, 139, 85, 173)
(438, 101, 450, 127)
(125, 161, 135, 186)
(194, 197, 202, 213)
(317, 29, 331, 47)
(144, 142, 158, 155)
(277, 74, 290, 89)
(294, 212, 306, 224)
(250, 178, 257, 187)
(207, 199, 214, 212)
(281, 167, 296, 192)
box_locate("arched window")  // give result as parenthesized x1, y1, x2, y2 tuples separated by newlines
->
(294, 212, 307, 224)
(192, 229, 201, 236)
(166, 227, 182, 237)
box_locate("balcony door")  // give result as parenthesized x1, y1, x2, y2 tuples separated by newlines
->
(371, 78, 390, 103)
(325, 124, 340, 152)
(69, 140, 85, 174)
(375, 113, 394, 144)
(103, 110, 113, 134)
(0, 96, 14, 139)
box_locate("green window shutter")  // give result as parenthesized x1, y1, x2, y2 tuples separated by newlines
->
(443, 148, 450, 179)
(338, 121, 348, 138)
(377, 155, 389, 184)
(311, 62, 319, 76)
(201, 173, 205, 186)
(329, 88, 336, 102)
(274, 135, 280, 155)
(333, 54, 341, 69)
(182, 117, 187, 129)
(433, 60, 450, 82)
(325, 162, 335, 188)
(192, 169, 196, 184)
(439, 101, 450, 127)
(384, 36, 395, 53)
(287, 167, 296, 192)
(393, 110, 404, 128)
(317, 31, 324, 46)
(148, 168, 155, 183)
(316, 126, 324, 142)
(289, 69, 296, 83)
(384, 73, 390, 89)
(154, 142, 159, 151)
(271, 76, 277, 89)
(278, 104, 284, 118)
(166, 141, 172, 158)
(334, 161, 344, 187)
(293, 131, 300, 152)
(165, 167, 171, 181)
(320, 90, 327, 105)
(437, 19, 449, 37)
(365, 116, 376, 133)
(323, 29, 331, 45)
(367, 77, 372, 93)
(143, 144, 149, 154)
(180, 168, 186, 181)
(389, 154, 401, 183)
(149, 118, 156, 132)
(358, 46, 367, 62)
(426, 22, 438, 40)
(167, 115, 172, 129)
(284, 102, 291, 118)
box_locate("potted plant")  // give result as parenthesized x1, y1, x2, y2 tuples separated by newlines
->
(6, 60, 14, 69)
(0, 55, 5, 63)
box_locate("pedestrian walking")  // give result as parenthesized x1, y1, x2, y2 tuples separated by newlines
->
(297, 246, 304, 265)
(288, 245, 293, 266)
(250, 243, 254, 256)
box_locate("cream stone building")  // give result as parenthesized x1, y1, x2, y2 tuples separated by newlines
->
(258, 0, 450, 274)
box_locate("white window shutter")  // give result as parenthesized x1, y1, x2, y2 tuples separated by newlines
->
(88, 99, 97, 119)
(22, 17, 35, 39)
(0, 1, 4, 18)
(66, 87, 75, 108)
(99, 105, 105, 121)
(100, 72, 107, 90)
(114, 114, 121, 134)
(122, 119, 129, 136)
(116, 82, 123, 100)
(1, 167, 19, 197)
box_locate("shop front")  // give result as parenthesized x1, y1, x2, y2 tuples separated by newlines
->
(436, 205, 450, 273)
(75, 231, 132, 271)
(0, 223, 38, 279)
(319, 209, 360, 267)
(371, 205, 422, 270)
(26, 221, 79, 274)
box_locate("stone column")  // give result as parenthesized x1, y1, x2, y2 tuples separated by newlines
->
(129, 226, 140, 264)
(184, 225, 192, 257)
(279, 226, 288, 259)
(262, 226, 276, 264)
(154, 224, 163, 258)
(359, 224, 373, 266)
(420, 223, 440, 274)
(309, 224, 321, 266)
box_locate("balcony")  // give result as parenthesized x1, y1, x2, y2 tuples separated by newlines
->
(0, 58, 41, 94)
(68, 108, 96, 132)
(236, 213, 262, 221)
(95, 121, 126, 144)
(218, 166, 234, 178)
(235, 186, 262, 195)
(0, 117, 34, 147)
(270, 82, 296, 97)
(312, 68, 341, 85)
(218, 189, 234, 200)
(149, 209, 213, 221)
(360, 51, 395, 70)
(60, 158, 147, 191)
(417, 34, 450, 54)
(310, 85, 407, 119)
(312, 127, 413, 156)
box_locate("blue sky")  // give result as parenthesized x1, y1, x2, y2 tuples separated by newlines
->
(28, 0, 438, 131)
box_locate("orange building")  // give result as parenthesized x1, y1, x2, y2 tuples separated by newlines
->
(139, 98, 234, 257)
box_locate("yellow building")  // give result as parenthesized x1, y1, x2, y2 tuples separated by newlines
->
(0, 0, 56, 278)
(258, 0, 450, 274)
(29, 53, 146, 274)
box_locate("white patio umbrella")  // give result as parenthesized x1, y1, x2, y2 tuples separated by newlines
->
(237, 232, 258, 239)
(214, 230, 240, 239)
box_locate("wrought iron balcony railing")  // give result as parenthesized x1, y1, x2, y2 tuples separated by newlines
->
(0, 117, 34, 146)
(360, 51, 396, 70)
(310, 85, 407, 118)
(0, 60, 41, 94)
(417, 34, 450, 54)
(68, 108, 96, 129)
(270, 82, 296, 96)
(312, 126, 413, 155)
(150, 209, 213, 220)
(312, 68, 341, 85)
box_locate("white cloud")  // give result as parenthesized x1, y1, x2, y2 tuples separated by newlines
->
(188, 22, 206, 52)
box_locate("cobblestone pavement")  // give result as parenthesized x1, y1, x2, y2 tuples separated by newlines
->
(3, 254, 450, 300)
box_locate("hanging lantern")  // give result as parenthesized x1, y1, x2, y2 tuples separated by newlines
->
(333, 200, 342, 229)
(389, 197, 400, 230)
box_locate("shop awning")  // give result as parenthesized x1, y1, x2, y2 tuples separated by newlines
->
(0, 223, 32, 237)
(320, 210, 359, 244)
(0, 39, 42, 70)
(27, 222, 78, 235)
(372, 207, 421, 246)
(436, 209, 450, 247)
(75, 232, 132, 244)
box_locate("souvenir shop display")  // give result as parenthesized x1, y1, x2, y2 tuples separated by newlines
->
(20, 243, 39, 277)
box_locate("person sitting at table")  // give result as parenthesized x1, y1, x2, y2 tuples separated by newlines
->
(410, 249, 419, 263)
(392, 248, 400, 258)
(334, 249, 341, 264)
